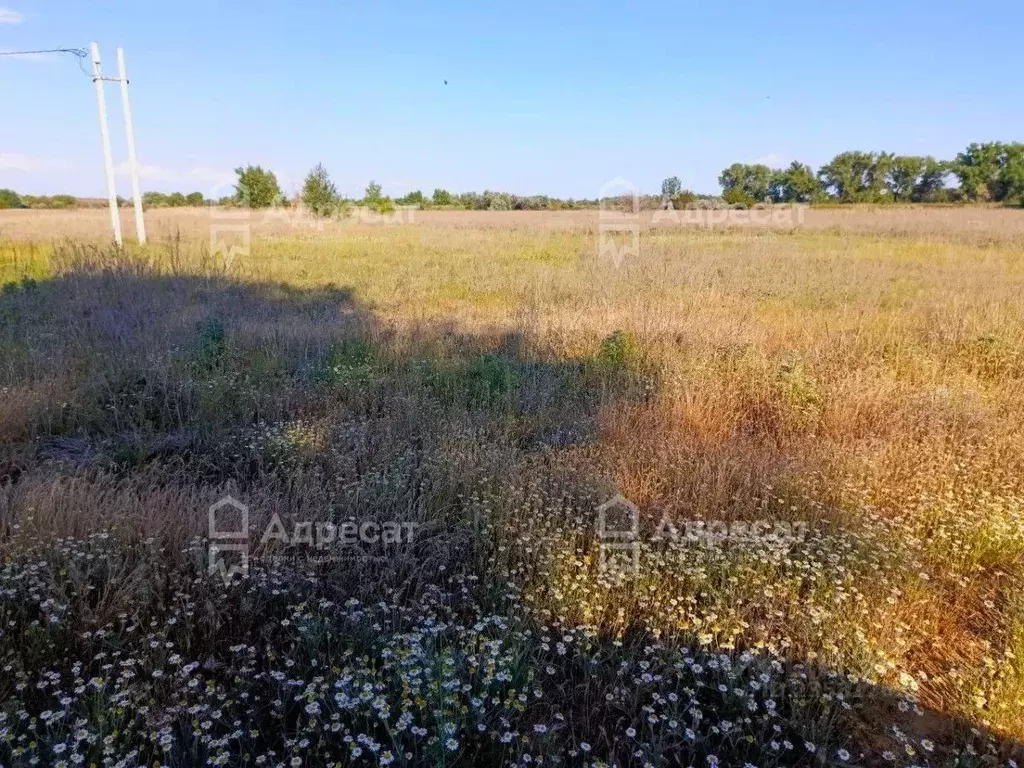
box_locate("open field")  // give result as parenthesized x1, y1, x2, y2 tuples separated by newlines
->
(3, 204, 1024, 247)
(1, 207, 1023, 766)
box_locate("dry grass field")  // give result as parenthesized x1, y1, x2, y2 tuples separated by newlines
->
(4, 204, 1024, 245)
(1, 206, 1022, 766)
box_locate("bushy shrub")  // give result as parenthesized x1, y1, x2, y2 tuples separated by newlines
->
(465, 353, 518, 405)
(234, 165, 282, 208)
(673, 190, 699, 208)
(194, 317, 226, 371)
(47, 194, 77, 209)
(416, 353, 519, 409)
(596, 330, 638, 368)
(301, 163, 340, 217)
(396, 189, 425, 207)
(315, 338, 376, 387)
(0, 188, 25, 209)
(722, 187, 756, 207)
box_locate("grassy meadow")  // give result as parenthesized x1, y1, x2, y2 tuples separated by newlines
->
(1, 207, 1022, 767)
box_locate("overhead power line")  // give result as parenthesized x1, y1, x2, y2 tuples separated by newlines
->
(0, 46, 91, 75)
(0, 47, 88, 57)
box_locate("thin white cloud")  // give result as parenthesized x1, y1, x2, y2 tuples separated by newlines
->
(188, 166, 236, 188)
(0, 7, 23, 24)
(388, 180, 418, 195)
(112, 162, 178, 182)
(113, 161, 235, 191)
(752, 153, 789, 168)
(0, 153, 68, 173)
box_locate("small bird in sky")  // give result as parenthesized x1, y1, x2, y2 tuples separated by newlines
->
(444, 80, 448, 85)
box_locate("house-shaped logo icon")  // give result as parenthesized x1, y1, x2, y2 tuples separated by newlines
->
(207, 495, 250, 585)
(208, 495, 249, 539)
(595, 494, 641, 579)
(596, 494, 640, 540)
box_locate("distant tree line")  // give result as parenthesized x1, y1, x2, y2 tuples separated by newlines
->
(295, 163, 604, 217)
(4, 142, 1021, 214)
(290, 145, 1024, 214)
(0, 189, 211, 210)
(710, 142, 1024, 206)
(0, 190, 80, 210)
(142, 191, 208, 208)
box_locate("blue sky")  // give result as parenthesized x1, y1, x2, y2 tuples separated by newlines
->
(1, 0, 1020, 198)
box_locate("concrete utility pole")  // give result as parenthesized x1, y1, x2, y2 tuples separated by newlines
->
(90, 42, 122, 246)
(117, 47, 146, 244)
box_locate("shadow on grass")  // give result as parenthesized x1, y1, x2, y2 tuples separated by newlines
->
(0, 261, 1020, 765)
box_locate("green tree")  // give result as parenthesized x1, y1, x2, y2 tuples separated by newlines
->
(484, 191, 513, 210)
(0, 189, 25, 209)
(952, 142, 1024, 203)
(661, 176, 682, 200)
(167, 192, 187, 207)
(364, 180, 383, 203)
(186, 191, 206, 206)
(912, 158, 949, 202)
(770, 162, 819, 203)
(301, 163, 339, 216)
(872, 152, 895, 201)
(234, 165, 282, 208)
(718, 164, 773, 204)
(458, 192, 482, 210)
(885, 156, 927, 202)
(397, 189, 425, 206)
(1004, 144, 1024, 206)
(432, 188, 453, 206)
(361, 180, 394, 213)
(953, 143, 1005, 201)
(818, 151, 884, 202)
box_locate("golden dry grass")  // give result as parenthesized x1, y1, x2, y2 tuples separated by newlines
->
(3, 203, 1024, 246)
(1, 206, 1022, 765)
